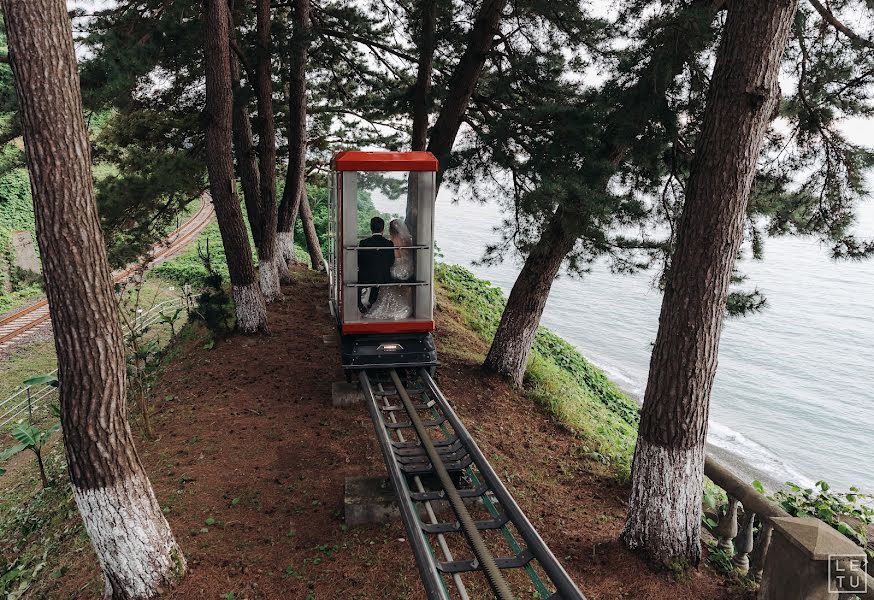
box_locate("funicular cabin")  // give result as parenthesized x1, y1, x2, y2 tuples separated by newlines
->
(327, 151, 439, 376)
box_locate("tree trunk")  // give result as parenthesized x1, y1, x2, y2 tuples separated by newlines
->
(3, 0, 186, 596)
(204, 0, 269, 334)
(621, 0, 798, 566)
(426, 0, 507, 186)
(229, 8, 262, 250)
(253, 0, 284, 297)
(406, 0, 437, 228)
(299, 189, 324, 270)
(482, 212, 576, 387)
(277, 0, 310, 264)
(411, 0, 436, 151)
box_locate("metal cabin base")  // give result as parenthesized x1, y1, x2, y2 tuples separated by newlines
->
(341, 332, 437, 377)
(360, 367, 586, 600)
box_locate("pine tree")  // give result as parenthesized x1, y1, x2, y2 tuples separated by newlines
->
(229, 0, 263, 252)
(204, 0, 269, 333)
(2, 0, 186, 595)
(277, 0, 311, 265)
(426, 0, 508, 186)
(410, 0, 436, 152)
(479, 0, 874, 387)
(251, 0, 284, 298)
(622, 0, 800, 565)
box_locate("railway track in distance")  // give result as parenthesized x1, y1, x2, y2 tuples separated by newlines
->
(0, 194, 214, 351)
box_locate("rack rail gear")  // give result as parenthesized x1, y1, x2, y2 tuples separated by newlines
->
(360, 368, 586, 600)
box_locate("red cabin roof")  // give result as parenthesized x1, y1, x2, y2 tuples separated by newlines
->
(332, 151, 438, 172)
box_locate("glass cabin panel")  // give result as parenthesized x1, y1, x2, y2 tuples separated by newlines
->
(341, 172, 361, 323)
(340, 170, 434, 324)
(413, 170, 435, 321)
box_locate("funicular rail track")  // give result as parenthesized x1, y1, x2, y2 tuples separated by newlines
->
(360, 367, 586, 600)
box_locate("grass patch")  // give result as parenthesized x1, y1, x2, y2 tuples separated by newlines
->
(0, 342, 57, 404)
(152, 220, 254, 288)
(0, 285, 43, 315)
(435, 263, 639, 478)
(0, 446, 87, 599)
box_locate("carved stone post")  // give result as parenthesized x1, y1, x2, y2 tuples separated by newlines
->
(749, 521, 774, 582)
(732, 509, 756, 574)
(715, 497, 739, 554)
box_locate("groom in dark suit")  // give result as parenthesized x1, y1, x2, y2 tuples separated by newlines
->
(358, 216, 395, 313)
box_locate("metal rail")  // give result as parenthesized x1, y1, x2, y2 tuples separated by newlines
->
(0, 195, 212, 349)
(360, 368, 586, 600)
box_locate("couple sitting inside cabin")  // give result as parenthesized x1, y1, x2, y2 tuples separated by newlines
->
(358, 216, 414, 320)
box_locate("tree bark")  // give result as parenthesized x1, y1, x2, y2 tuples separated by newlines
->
(204, 0, 269, 334)
(426, 0, 507, 186)
(406, 0, 438, 228)
(253, 0, 284, 297)
(411, 0, 436, 152)
(277, 0, 310, 264)
(229, 6, 262, 250)
(482, 212, 577, 386)
(622, 0, 798, 566)
(2, 0, 186, 596)
(299, 189, 324, 270)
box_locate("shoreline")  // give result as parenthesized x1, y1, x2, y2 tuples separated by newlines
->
(567, 346, 804, 494)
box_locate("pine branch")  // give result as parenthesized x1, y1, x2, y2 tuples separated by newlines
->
(312, 20, 417, 64)
(806, 0, 874, 48)
(228, 38, 256, 83)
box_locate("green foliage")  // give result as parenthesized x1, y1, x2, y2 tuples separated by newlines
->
(0, 284, 42, 314)
(0, 166, 36, 294)
(532, 330, 640, 427)
(705, 542, 736, 577)
(0, 422, 59, 487)
(701, 478, 729, 530)
(93, 110, 204, 267)
(186, 244, 235, 338)
(152, 222, 235, 288)
(775, 480, 874, 557)
(435, 263, 638, 476)
(0, 450, 79, 599)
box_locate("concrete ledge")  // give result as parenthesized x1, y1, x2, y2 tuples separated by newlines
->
(760, 517, 868, 600)
(332, 381, 362, 407)
(343, 476, 493, 528)
(345, 476, 401, 526)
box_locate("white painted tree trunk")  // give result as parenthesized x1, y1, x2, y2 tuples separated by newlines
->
(74, 475, 185, 599)
(277, 231, 297, 264)
(2, 0, 187, 597)
(232, 282, 268, 333)
(258, 258, 281, 302)
(275, 250, 292, 284)
(620, 438, 705, 566)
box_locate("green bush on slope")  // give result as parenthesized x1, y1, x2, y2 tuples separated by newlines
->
(435, 263, 638, 477)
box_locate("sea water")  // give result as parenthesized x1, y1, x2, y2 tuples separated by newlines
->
(372, 192, 874, 493)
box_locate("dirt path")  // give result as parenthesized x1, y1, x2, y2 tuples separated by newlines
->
(46, 270, 745, 599)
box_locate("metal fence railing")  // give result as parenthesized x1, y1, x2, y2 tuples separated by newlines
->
(0, 295, 191, 431)
(0, 370, 59, 430)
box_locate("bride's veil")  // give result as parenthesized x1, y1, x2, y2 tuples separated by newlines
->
(390, 218, 413, 247)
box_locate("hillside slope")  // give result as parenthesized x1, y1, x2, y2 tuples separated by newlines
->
(0, 269, 742, 599)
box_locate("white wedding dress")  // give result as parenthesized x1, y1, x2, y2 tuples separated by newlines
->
(366, 250, 414, 320)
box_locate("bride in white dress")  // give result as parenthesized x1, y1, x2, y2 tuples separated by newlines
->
(366, 219, 414, 320)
